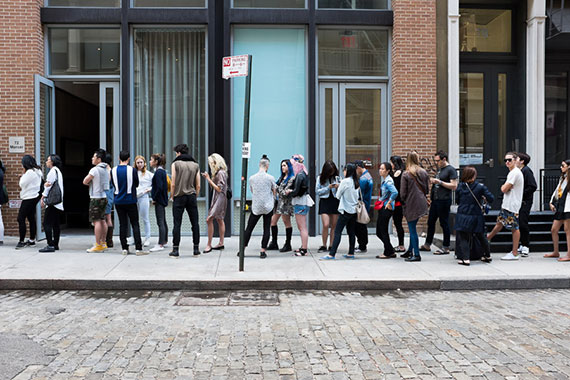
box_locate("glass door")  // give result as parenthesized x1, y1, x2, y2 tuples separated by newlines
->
(99, 82, 120, 165)
(35, 75, 56, 241)
(318, 82, 388, 230)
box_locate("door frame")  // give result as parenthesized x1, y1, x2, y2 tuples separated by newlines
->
(99, 82, 121, 165)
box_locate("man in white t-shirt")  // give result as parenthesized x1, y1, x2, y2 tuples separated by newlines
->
(487, 152, 524, 260)
(83, 149, 109, 253)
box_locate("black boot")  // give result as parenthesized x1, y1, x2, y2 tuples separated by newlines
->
(169, 246, 179, 258)
(266, 225, 279, 250)
(279, 227, 293, 252)
(106, 226, 114, 248)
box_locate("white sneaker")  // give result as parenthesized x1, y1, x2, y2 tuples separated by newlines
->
(136, 250, 150, 256)
(150, 245, 164, 252)
(501, 252, 520, 261)
(518, 245, 530, 257)
(143, 239, 151, 247)
(121, 249, 129, 255)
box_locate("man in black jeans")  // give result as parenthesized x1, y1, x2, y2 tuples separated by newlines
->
(111, 150, 148, 256)
(420, 150, 457, 255)
(516, 152, 537, 257)
(170, 144, 201, 257)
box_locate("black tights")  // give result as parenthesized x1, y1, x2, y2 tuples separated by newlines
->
(18, 198, 39, 242)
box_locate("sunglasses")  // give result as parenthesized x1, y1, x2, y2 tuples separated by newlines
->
(504, 158, 513, 163)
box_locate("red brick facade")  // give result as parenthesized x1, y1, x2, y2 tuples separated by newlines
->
(0, 1, 44, 235)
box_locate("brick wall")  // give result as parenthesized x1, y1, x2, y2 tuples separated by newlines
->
(0, 1, 44, 236)
(391, 0, 438, 233)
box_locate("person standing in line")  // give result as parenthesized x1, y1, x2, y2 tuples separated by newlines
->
(134, 155, 153, 247)
(83, 149, 109, 253)
(390, 156, 406, 254)
(315, 160, 340, 253)
(16, 155, 43, 249)
(545, 159, 570, 261)
(0, 159, 7, 245)
(375, 162, 398, 259)
(241, 155, 276, 259)
(39, 155, 64, 253)
(319, 163, 360, 260)
(516, 152, 537, 257)
(354, 160, 373, 253)
(420, 150, 457, 255)
(170, 143, 201, 258)
(111, 150, 148, 256)
(103, 153, 115, 248)
(149, 153, 169, 252)
(454, 166, 495, 265)
(487, 152, 525, 261)
(400, 152, 430, 262)
(266, 159, 295, 253)
(288, 154, 312, 256)
(202, 153, 228, 253)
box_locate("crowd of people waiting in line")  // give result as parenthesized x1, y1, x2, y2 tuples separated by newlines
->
(1, 145, 570, 265)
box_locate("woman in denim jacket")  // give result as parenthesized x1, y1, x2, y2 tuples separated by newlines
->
(376, 162, 398, 259)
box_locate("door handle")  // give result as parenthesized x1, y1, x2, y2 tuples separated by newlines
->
(484, 158, 494, 168)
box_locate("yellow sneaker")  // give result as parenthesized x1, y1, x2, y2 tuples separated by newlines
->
(101, 243, 108, 250)
(86, 244, 105, 253)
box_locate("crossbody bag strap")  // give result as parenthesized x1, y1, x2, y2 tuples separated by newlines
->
(466, 182, 483, 210)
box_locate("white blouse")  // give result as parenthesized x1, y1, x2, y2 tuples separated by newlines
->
(136, 170, 154, 198)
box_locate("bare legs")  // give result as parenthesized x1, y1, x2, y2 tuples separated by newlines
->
(271, 214, 292, 228)
(93, 220, 107, 246)
(320, 214, 338, 248)
(487, 221, 520, 256)
(206, 216, 225, 250)
(296, 214, 308, 249)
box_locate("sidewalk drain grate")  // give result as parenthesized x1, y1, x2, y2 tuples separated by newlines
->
(174, 291, 280, 306)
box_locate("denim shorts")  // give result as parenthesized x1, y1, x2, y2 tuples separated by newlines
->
(497, 208, 519, 230)
(294, 205, 310, 215)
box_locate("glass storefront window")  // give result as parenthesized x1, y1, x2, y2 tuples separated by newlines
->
(318, 0, 388, 9)
(133, 28, 206, 196)
(133, 0, 205, 7)
(48, 0, 120, 6)
(459, 73, 484, 155)
(318, 29, 388, 76)
(545, 73, 568, 165)
(232, 28, 307, 198)
(49, 28, 120, 75)
(233, 0, 305, 7)
(459, 9, 512, 53)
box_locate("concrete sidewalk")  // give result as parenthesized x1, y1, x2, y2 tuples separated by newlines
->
(0, 234, 569, 291)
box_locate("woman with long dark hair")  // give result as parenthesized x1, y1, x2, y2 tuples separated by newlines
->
(267, 159, 295, 252)
(376, 162, 398, 259)
(546, 159, 570, 261)
(320, 163, 360, 260)
(316, 160, 340, 253)
(39, 155, 64, 252)
(400, 152, 430, 262)
(390, 155, 406, 253)
(454, 166, 494, 265)
(150, 153, 169, 252)
(16, 155, 43, 249)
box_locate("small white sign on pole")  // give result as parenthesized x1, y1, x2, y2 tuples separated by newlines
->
(9, 137, 25, 153)
(222, 55, 249, 80)
(242, 142, 251, 159)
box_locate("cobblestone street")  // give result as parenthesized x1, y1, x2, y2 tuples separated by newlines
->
(1, 289, 569, 380)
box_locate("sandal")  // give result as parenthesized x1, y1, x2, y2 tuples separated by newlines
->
(376, 254, 397, 259)
(434, 248, 450, 255)
(419, 245, 431, 252)
(544, 253, 560, 258)
(294, 248, 307, 256)
(457, 259, 470, 266)
(394, 247, 406, 253)
(212, 245, 225, 250)
(557, 256, 570, 262)
(481, 256, 493, 263)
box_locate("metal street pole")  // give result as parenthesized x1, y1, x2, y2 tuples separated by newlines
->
(238, 55, 252, 272)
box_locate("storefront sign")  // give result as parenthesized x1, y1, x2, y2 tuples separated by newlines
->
(242, 142, 251, 159)
(460, 153, 483, 166)
(222, 55, 249, 79)
(9, 137, 25, 153)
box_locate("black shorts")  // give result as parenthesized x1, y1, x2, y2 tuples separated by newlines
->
(318, 196, 340, 215)
(554, 211, 570, 221)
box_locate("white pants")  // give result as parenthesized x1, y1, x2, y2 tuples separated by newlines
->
(0, 206, 4, 242)
(137, 195, 151, 240)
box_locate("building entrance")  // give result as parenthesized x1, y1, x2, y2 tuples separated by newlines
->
(318, 82, 388, 230)
(35, 80, 120, 230)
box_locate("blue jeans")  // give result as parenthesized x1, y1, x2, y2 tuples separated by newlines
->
(407, 219, 419, 257)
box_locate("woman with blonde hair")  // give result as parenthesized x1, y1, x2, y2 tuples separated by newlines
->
(202, 153, 228, 253)
(400, 151, 430, 262)
(134, 155, 154, 247)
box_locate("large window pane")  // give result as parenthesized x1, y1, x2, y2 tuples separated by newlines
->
(459, 73, 484, 158)
(318, 0, 387, 9)
(459, 9, 512, 53)
(133, 0, 205, 7)
(318, 29, 388, 76)
(133, 28, 206, 197)
(234, 0, 305, 7)
(545, 73, 568, 165)
(232, 28, 306, 198)
(48, 0, 119, 6)
(49, 28, 120, 75)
